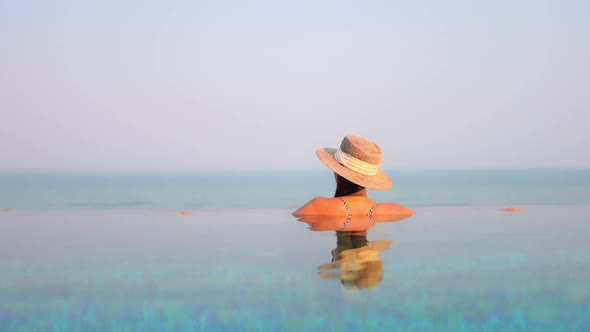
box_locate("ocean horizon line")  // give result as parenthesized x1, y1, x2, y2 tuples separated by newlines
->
(1, 167, 590, 174)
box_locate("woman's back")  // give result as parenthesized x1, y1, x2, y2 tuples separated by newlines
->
(293, 196, 413, 222)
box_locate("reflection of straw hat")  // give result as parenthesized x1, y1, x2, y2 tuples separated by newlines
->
(342, 261, 383, 290)
(318, 237, 392, 290)
(316, 135, 392, 190)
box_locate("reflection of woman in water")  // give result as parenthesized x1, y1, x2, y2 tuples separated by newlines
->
(293, 135, 413, 223)
(318, 231, 391, 290)
(293, 135, 413, 289)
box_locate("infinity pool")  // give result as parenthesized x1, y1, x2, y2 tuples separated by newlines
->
(1, 206, 589, 331)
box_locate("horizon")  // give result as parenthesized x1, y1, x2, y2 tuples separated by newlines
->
(1, 167, 589, 174)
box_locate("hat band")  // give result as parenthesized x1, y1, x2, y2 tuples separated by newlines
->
(334, 149, 380, 176)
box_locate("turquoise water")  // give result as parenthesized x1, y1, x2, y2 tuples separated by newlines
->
(1, 170, 589, 331)
(1, 207, 589, 331)
(1, 170, 589, 210)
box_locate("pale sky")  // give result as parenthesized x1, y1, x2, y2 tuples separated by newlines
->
(1, 0, 588, 171)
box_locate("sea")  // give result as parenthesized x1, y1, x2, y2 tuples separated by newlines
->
(1, 169, 589, 331)
(1, 169, 589, 210)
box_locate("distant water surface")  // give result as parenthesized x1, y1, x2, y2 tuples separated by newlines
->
(1, 169, 589, 210)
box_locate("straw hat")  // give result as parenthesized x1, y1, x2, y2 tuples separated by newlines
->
(316, 135, 392, 190)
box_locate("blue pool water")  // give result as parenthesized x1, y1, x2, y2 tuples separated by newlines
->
(0, 170, 589, 331)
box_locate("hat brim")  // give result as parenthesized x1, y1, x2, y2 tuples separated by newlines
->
(316, 148, 392, 191)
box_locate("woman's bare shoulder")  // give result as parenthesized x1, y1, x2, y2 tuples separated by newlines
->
(292, 197, 344, 217)
(372, 202, 414, 221)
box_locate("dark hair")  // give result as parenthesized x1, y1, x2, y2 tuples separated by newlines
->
(334, 174, 364, 197)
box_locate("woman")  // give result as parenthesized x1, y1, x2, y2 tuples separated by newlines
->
(293, 135, 413, 222)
